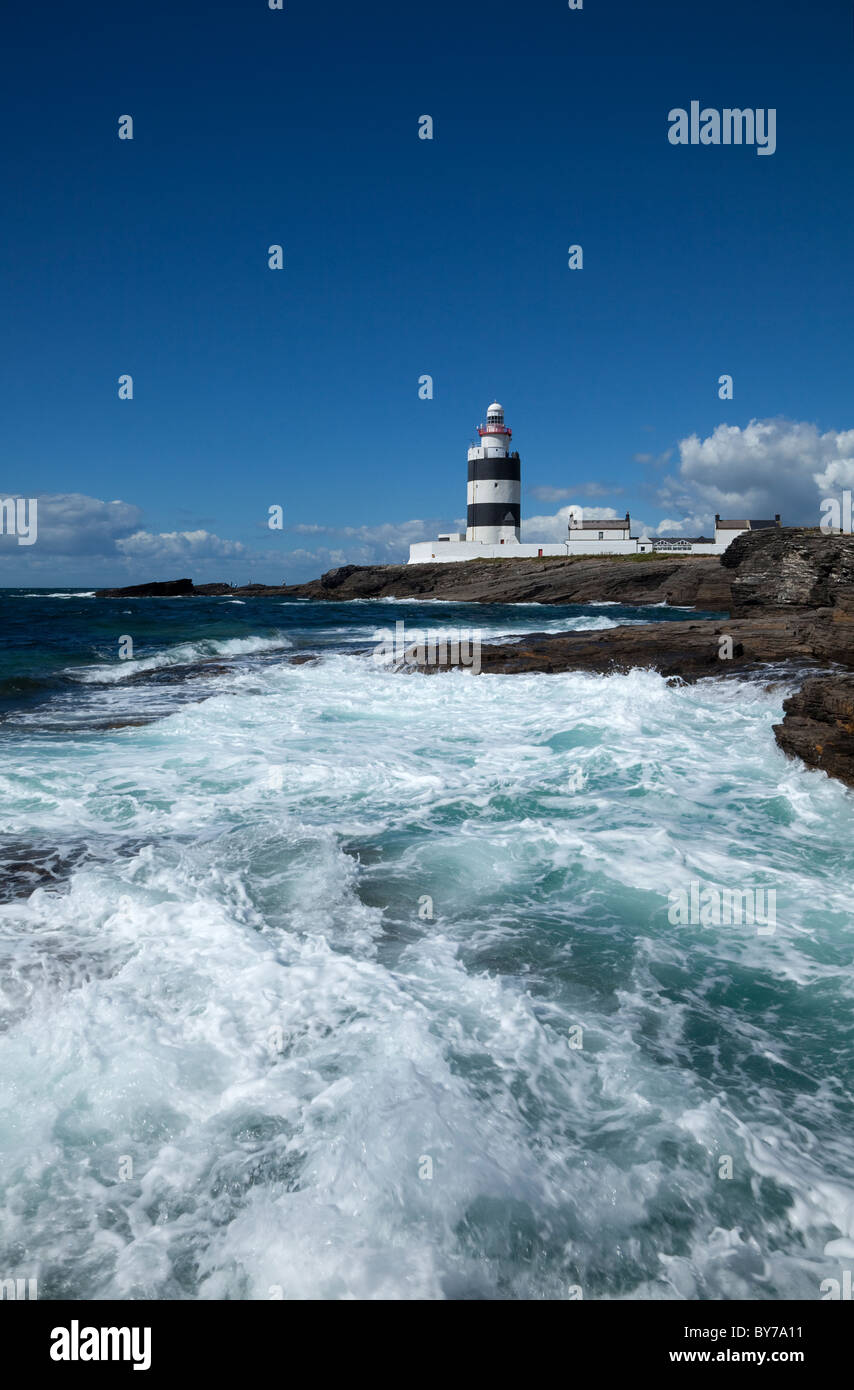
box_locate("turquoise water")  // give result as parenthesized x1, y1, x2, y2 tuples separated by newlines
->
(0, 591, 852, 1299)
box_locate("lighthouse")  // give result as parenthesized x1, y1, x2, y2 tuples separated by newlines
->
(407, 394, 783, 564)
(466, 401, 521, 544)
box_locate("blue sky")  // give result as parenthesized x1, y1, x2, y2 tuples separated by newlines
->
(2, 0, 854, 583)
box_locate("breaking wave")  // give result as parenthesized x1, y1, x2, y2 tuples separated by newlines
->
(1, 646, 852, 1299)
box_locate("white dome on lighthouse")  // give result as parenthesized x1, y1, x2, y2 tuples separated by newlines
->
(486, 401, 504, 420)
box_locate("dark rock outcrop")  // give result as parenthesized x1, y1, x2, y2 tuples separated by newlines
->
(283, 554, 732, 609)
(471, 615, 818, 678)
(94, 556, 732, 608)
(773, 676, 854, 786)
(724, 527, 854, 617)
(95, 577, 196, 598)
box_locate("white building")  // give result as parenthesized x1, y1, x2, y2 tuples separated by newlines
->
(713, 515, 781, 546)
(566, 511, 639, 555)
(407, 404, 782, 562)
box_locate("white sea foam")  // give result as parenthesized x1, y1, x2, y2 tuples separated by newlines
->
(311, 613, 634, 646)
(0, 655, 851, 1299)
(68, 634, 293, 683)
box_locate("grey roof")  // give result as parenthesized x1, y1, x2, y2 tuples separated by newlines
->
(570, 519, 631, 530)
(656, 536, 714, 544)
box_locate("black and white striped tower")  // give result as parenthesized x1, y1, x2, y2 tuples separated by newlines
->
(466, 402, 521, 544)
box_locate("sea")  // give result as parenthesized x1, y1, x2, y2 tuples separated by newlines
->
(0, 588, 852, 1300)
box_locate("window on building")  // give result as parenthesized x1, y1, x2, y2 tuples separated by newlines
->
(598, 531, 603, 540)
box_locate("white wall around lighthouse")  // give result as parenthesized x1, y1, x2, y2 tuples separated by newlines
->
(407, 535, 733, 563)
(410, 540, 579, 563)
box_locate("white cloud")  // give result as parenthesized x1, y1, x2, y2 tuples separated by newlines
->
(116, 529, 247, 562)
(521, 504, 628, 542)
(285, 546, 354, 568)
(338, 519, 447, 546)
(652, 514, 714, 537)
(0, 493, 143, 555)
(0, 494, 268, 584)
(659, 418, 854, 527)
(634, 450, 672, 467)
(529, 483, 622, 502)
(286, 518, 463, 566)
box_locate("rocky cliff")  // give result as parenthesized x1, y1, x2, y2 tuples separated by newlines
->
(281, 554, 734, 609)
(472, 615, 820, 678)
(774, 676, 854, 786)
(96, 554, 732, 609)
(724, 526, 854, 616)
